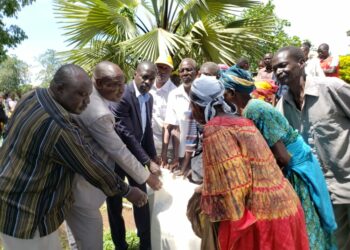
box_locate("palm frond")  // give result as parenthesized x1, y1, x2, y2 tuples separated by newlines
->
(118, 28, 188, 62)
(59, 40, 136, 79)
(54, 0, 138, 47)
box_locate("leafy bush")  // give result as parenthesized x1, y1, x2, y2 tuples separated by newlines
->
(103, 231, 139, 250)
(339, 55, 350, 83)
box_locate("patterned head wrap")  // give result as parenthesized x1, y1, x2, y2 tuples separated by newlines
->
(251, 80, 278, 104)
(190, 75, 234, 122)
(220, 65, 255, 93)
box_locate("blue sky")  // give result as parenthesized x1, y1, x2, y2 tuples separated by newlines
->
(5, 0, 350, 84)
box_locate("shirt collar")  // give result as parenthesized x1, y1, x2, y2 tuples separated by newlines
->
(304, 77, 319, 97)
(93, 86, 116, 109)
(152, 79, 174, 92)
(284, 77, 319, 108)
(133, 81, 142, 98)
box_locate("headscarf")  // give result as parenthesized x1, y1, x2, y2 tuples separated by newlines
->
(190, 75, 234, 122)
(251, 79, 278, 104)
(220, 65, 255, 94)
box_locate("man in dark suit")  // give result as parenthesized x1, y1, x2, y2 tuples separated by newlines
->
(107, 61, 161, 250)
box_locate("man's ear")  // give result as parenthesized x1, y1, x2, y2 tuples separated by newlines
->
(298, 58, 306, 68)
(94, 78, 103, 89)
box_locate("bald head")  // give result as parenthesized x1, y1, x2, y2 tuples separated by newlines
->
(93, 61, 123, 81)
(200, 62, 219, 78)
(50, 64, 92, 114)
(92, 61, 126, 102)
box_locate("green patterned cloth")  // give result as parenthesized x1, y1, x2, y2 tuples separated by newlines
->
(290, 172, 337, 250)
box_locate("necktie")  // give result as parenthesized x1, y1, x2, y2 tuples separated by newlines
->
(138, 93, 150, 133)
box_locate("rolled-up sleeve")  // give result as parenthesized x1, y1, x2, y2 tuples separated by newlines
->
(88, 116, 150, 184)
(54, 127, 130, 197)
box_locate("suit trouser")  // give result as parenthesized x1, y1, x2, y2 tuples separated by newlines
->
(0, 230, 61, 250)
(107, 166, 151, 250)
(333, 204, 350, 250)
(65, 175, 106, 250)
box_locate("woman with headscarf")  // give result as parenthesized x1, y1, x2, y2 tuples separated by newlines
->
(221, 66, 337, 250)
(251, 79, 279, 105)
(187, 75, 309, 250)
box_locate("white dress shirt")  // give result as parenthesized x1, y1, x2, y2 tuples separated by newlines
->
(149, 79, 177, 153)
(164, 84, 192, 158)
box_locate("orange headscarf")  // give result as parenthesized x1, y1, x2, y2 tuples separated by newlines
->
(251, 80, 278, 104)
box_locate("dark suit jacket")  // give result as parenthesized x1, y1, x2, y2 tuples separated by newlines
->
(114, 82, 157, 166)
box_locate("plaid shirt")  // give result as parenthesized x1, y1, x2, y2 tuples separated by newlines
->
(0, 88, 129, 239)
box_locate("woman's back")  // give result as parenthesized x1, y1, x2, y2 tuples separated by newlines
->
(201, 115, 309, 249)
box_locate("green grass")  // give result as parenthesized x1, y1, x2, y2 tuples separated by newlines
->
(1, 231, 139, 250)
(103, 231, 139, 250)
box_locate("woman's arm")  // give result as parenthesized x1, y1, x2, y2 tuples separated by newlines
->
(270, 140, 291, 169)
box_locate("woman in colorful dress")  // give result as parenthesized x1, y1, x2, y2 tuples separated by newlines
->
(220, 66, 337, 250)
(187, 75, 309, 250)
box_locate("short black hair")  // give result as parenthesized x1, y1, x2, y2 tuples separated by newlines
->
(236, 58, 248, 67)
(276, 46, 305, 62)
(136, 61, 157, 72)
(301, 41, 311, 49)
(50, 64, 87, 88)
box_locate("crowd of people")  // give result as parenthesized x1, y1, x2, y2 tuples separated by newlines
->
(0, 42, 349, 250)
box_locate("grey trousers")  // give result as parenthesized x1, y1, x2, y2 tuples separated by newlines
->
(65, 175, 106, 250)
(333, 204, 350, 250)
(0, 230, 61, 250)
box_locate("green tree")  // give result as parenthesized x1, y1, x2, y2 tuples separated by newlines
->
(339, 55, 350, 83)
(240, 0, 301, 71)
(0, 0, 36, 62)
(54, 0, 274, 77)
(36, 49, 63, 87)
(0, 55, 29, 93)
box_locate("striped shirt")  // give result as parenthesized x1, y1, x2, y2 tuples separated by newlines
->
(0, 88, 129, 239)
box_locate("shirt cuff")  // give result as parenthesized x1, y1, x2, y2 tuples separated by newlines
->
(122, 185, 131, 197)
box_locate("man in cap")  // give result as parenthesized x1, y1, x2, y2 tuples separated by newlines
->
(149, 55, 177, 161)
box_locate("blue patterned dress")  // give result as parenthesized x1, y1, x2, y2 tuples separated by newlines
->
(243, 99, 337, 250)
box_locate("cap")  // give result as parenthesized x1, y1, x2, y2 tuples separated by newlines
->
(155, 55, 174, 69)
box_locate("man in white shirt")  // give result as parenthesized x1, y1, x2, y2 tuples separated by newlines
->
(163, 58, 197, 169)
(66, 61, 162, 250)
(300, 41, 325, 77)
(149, 55, 176, 159)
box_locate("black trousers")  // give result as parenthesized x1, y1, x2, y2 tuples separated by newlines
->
(106, 166, 151, 250)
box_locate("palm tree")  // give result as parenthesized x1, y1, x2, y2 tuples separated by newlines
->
(54, 0, 274, 75)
